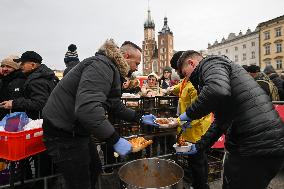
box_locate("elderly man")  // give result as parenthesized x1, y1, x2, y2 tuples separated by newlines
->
(42, 39, 153, 189)
(173, 51, 284, 189)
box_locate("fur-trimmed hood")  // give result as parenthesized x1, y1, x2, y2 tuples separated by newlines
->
(97, 39, 130, 78)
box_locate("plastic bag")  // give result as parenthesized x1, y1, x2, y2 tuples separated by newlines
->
(1, 112, 29, 132)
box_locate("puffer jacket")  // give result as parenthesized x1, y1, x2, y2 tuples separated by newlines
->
(43, 40, 139, 145)
(0, 70, 26, 119)
(269, 73, 284, 101)
(187, 55, 284, 157)
(13, 64, 56, 120)
(172, 79, 211, 143)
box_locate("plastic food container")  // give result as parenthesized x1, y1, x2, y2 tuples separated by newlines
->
(173, 142, 192, 153)
(154, 118, 177, 128)
(0, 128, 46, 161)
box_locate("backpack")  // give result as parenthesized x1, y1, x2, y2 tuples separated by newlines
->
(256, 79, 280, 101)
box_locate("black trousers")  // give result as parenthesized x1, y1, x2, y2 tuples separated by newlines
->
(43, 136, 102, 189)
(223, 154, 284, 189)
(187, 151, 210, 189)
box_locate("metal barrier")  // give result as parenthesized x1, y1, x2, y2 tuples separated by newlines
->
(6, 97, 283, 188)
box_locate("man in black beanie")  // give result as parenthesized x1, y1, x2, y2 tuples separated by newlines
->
(63, 44, 80, 76)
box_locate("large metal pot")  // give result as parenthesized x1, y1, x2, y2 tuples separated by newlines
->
(118, 158, 184, 189)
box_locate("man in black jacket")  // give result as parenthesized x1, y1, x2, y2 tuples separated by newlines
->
(0, 51, 57, 120)
(0, 55, 26, 119)
(174, 51, 284, 189)
(42, 39, 154, 189)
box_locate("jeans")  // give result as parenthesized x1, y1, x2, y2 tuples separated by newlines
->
(223, 154, 284, 189)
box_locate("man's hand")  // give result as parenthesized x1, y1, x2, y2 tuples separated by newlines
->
(177, 113, 192, 131)
(181, 121, 191, 131)
(179, 112, 191, 121)
(176, 144, 197, 155)
(0, 100, 13, 109)
(113, 138, 132, 157)
(141, 114, 159, 127)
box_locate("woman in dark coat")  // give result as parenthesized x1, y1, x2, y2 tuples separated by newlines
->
(0, 55, 26, 119)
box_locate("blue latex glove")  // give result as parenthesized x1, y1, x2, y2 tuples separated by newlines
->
(176, 144, 197, 155)
(113, 138, 132, 157)
(141, 114, 159, 127)
(181, 121, 191, 131)
(179, 112, 191, 121)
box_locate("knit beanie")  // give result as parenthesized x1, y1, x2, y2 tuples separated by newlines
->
(1, 55, 20, 70)
(64, 44, 79, 63)
(163, 66, 172, 73)
(263, 64, 276, 75)
(247, 65, 260, 73)
(148, 72, 159, 80)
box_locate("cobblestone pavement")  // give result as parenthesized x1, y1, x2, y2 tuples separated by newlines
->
(208, 169, 284, 189)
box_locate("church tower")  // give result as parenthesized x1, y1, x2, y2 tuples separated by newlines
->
(158, 17, 174, 75)
(142, 9, 157, 75)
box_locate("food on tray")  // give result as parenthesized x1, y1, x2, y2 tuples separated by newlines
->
(177, 136, 187, 146)
(154, 118, 177, 128)
(155, 118, 170, 125)
(122, 93, 140, 98)
(129, 137, 153, 152)
(126, 101, 139, 107)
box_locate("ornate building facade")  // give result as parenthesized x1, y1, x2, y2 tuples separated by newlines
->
(258, 15, 284, 72)
(207, 29, 259, 67)
(142, 9, 174, 75)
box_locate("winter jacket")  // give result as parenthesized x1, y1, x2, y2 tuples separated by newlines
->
(43, 40, 139, 145)
(160, 78, 172, 89)
(0, 70, 26, 119)
(63, 60, 80, 76)
(12, 64, 56, 120)
(172, 79, 211, 143)
(187, 55, 284, 157)
(269, 73, 284, 101)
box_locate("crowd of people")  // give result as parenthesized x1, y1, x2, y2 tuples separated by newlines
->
(1, 40, 284, 189)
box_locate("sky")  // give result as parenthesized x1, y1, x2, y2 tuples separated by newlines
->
(1, 0, 284, 71)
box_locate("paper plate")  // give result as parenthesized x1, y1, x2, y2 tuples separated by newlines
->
(154, 118, 177, 128)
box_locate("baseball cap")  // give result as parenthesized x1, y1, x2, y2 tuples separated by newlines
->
(14, 51, 42, 64)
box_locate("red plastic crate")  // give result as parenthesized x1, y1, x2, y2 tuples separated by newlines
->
(0, 128, 46, 161)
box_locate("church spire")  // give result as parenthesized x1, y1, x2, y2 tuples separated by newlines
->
(159, 17, 172, 34)
(144, 9, 155, 29)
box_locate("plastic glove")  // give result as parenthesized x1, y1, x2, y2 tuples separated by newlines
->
(113, 138, 132, 157)
(181, 121, 191, 131)
(176, 144, 197, 155)
(179, 112, 191, 121)
(141, 114, 159, 127)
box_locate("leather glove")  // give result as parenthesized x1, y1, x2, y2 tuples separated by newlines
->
(113, 138, 132, 157)
(176, 144, 197, 155)
(141, 114, 159, 127)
